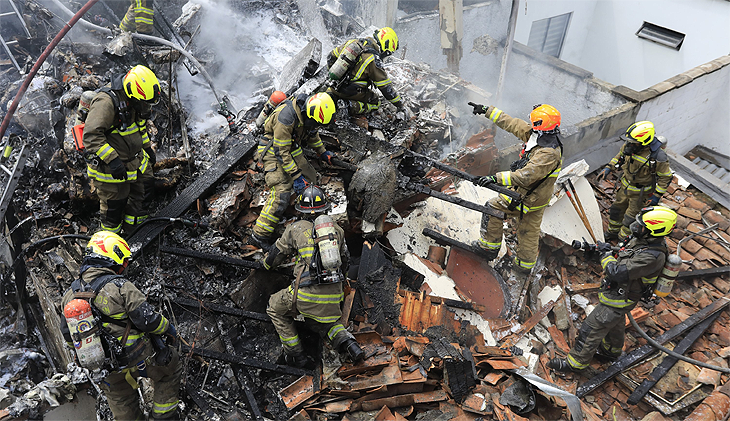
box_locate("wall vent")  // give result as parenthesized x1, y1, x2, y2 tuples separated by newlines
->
(636, 22, 685, 50)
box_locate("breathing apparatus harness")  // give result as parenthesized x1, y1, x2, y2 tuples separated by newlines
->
(506, 129, 563, 213)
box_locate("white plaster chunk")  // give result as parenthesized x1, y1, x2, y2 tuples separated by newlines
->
(533, 323, 551, 344)
(571, 294, 594, 317)
(543, 176, 605, 245)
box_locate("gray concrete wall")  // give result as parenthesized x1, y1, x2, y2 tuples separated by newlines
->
(636, 63, 730, 156)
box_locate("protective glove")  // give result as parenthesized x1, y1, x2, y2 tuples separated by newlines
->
(108, 157, 127, 180)
(596, 166, 611, 181)
(144, 147, 156, 167)
(596, 242, 613, 254)
(293, 175, 307, 193)
(468, 102, 488, 115)
(320, 151, 334, 166)
(475, 175, 497, 187)
(647, 194, 661, 206)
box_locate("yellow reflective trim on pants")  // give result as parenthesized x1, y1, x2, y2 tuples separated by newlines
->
(279, 334, 300, 346)
(373, 78, 391, 87)
(288, 286, 344, 304)
(152, 400, 179, 415)
(655, 186, 667, 194)
(273, 138, 292, 147)
(478, 238, 501, 250)
(499, 194, 548, 213)
(299, 311, 340, 324)
(327, 324, 345, 340)
(620, 177, 653, 192)
(515, 259, 535, 269)
(101, 221, 122, 233)
(567, 354, 588, 369)
(489, 108, 502, 122)
(87, 167, 140, 183)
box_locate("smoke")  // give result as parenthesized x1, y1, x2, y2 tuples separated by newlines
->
(176, 0, 310, 134)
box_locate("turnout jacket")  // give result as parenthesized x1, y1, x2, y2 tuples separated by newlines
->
(83, 89, 152, 183)
(329, 37, 401, 105)
(599, 236, 667, 309)
(61, 266, 171, 362)
(609, 143, 672, 195)
(257, 94, 326, 179)
(264, 219, 349, 281)
(483, 107, 562, 213)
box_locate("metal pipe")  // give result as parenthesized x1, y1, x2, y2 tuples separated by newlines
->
(677, 223, 718, 258)
(0, 0, 101, 146)
(48, 0, 112, 35)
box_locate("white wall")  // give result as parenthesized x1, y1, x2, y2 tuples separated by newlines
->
(636, 65, 730, 156)
(514, 0, 730, 91)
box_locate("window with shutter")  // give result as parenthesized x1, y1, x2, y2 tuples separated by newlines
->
(527, 12, 572, 58)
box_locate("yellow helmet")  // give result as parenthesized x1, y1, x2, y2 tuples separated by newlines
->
(636, 206, 677, 237)
(305, 92, 336, 125)
(86, 230, 132, 265)
(623, 121, 655, 146)
(375, 27, 399, 56)
(123, 65, 161, 103)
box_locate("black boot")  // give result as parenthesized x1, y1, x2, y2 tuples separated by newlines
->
(547, 357, 578, 374)
(284, 351, 308, 368)
(341, 338, 364, 362)
(471, 241, 498, 261)
(596, 345, 621, 362)
(250, 233, 273, 251)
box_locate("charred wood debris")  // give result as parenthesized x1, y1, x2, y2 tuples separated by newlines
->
(0, 1, 730, 421)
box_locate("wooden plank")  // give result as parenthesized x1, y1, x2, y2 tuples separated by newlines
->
(341, 289, 356, 328)
(337, 352, 393, 377)
(560, 266, 577, 347)
(501, 299, 558, 349)
(566, 283, 601, 295)
(360, 390, 450, 411)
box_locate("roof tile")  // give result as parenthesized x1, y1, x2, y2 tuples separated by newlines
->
(705, 210, 730, 231)
(683, 196, 712, 213)
(678, 207, 703, 221)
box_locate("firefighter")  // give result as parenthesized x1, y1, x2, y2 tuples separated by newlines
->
(120, 0, 154, 35)
(83, 65, 159, 236)
(548, 206, 676, 373)
(325, 27, 405, 115)
(597, 121, 672, 240)
(251, 92, 337, 249)
(60, 231, 181, 420)
(468, 103, 563, 274)
(264, 185, 364, 368)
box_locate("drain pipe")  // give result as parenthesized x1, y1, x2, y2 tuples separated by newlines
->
(0, 0, 101, 141)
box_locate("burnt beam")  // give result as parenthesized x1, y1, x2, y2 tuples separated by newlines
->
(677, 266, 730, 279)
(182, 345, 311, 377)
(160, 246, 262, 270)
(626, 311, 721, 405)
(576, 294, 730, 397)
(423, 227, 486, 256)
(405, 182, 505, 219)
(173, 297, 270, 322)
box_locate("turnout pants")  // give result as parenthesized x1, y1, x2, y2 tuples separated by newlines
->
(93, 168, 154, 235)
(120, 0, 154, 34)
(326, 85, 380, 114)
(253, 157, 317, 238)
(480, 196, 546, 272)
(101, 348, 182, 420)
(567, 303, 627, 370)
(266, 282, 353, 355)
(607, 178, 654, 238)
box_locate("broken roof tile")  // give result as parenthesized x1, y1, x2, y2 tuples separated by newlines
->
(678, 207, 703, 221)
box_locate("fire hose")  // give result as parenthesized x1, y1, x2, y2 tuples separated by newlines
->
(627, 311, 730, 374)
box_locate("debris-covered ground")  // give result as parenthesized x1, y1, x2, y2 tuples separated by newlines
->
(1, 1, 730, 421)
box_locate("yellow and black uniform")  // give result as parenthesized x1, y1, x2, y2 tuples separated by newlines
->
(252, 94, 325, 238)
(326, 37, 401, 114)
(120, 0, 154, 34)
(264, 219, 354, 356)
(61, 266, 180, 420)
(477, 107, 562, 272)
(564, 236, 666, 370)
(607, 143, 672, 238)
(83, 79, 154, 234)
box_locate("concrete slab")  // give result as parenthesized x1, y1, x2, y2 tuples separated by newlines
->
(387, 181, 499, 259)
(278, 37, 322, 95)
(44, 392, 96, 421)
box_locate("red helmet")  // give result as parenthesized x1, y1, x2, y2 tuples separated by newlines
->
(530, 104, 561, 131)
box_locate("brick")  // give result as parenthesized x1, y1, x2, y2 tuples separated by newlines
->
(695, 247, 724, 263)
(679, 238, 703, 254)
(678, 207, 702, 221)
(687, 223, 709, 245)
(658, 198, 681, 211)
(675, 214, 690, 229)
(683, 196, 712, 213)
(669, 227, 686, 241)
(712, 277, 730, 293)
(705, 240, 730, 263)
(705, 210, 730, 231)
